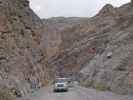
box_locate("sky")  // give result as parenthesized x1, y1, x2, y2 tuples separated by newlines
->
(29, 0, 130, 18)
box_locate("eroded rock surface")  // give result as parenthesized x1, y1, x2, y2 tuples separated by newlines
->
(44, 1, 133, 94)
(0, 0, 48, 97)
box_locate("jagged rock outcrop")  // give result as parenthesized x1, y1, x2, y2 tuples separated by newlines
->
(0, 0, 48, 97)
(43, 1, 133, 94)
(96, 4, 117, 17)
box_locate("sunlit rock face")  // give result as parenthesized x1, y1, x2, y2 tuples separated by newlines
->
(0, 0, 49, 97)
(43, 1, 133, 94)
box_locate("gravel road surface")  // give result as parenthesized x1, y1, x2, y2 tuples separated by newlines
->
(17, 86, 133, 100)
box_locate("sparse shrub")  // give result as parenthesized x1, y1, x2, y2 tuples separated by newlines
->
(41, 79, 53, 87)
(80, 79, 110, 91)
(93, 81, 110, 91)
(0, 89, 15, 100)
(80, 79, 93, 88)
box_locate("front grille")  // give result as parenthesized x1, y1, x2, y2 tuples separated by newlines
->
(57, 84, 64, 87)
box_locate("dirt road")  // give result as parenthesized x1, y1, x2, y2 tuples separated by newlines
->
(17, 86, 133, 100)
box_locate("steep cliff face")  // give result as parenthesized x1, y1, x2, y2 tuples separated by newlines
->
(44, 1, 133, 94)
(0, 0, 48, 97)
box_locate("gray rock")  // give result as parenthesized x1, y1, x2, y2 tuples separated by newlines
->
(0, 0, 49, 97)
(44, 2, 133, 95)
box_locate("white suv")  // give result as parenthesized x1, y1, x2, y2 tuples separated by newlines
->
(53, 78, 69, 92)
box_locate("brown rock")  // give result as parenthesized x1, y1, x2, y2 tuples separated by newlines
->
(0, 0, 49, 97)
(44, 2, 133, 94)
(0, 15, 8, 32)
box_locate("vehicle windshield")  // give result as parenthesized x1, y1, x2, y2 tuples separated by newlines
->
(55, 78, 69, 83)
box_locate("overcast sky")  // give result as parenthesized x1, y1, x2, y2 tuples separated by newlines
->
(29, 0, 130, 18)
